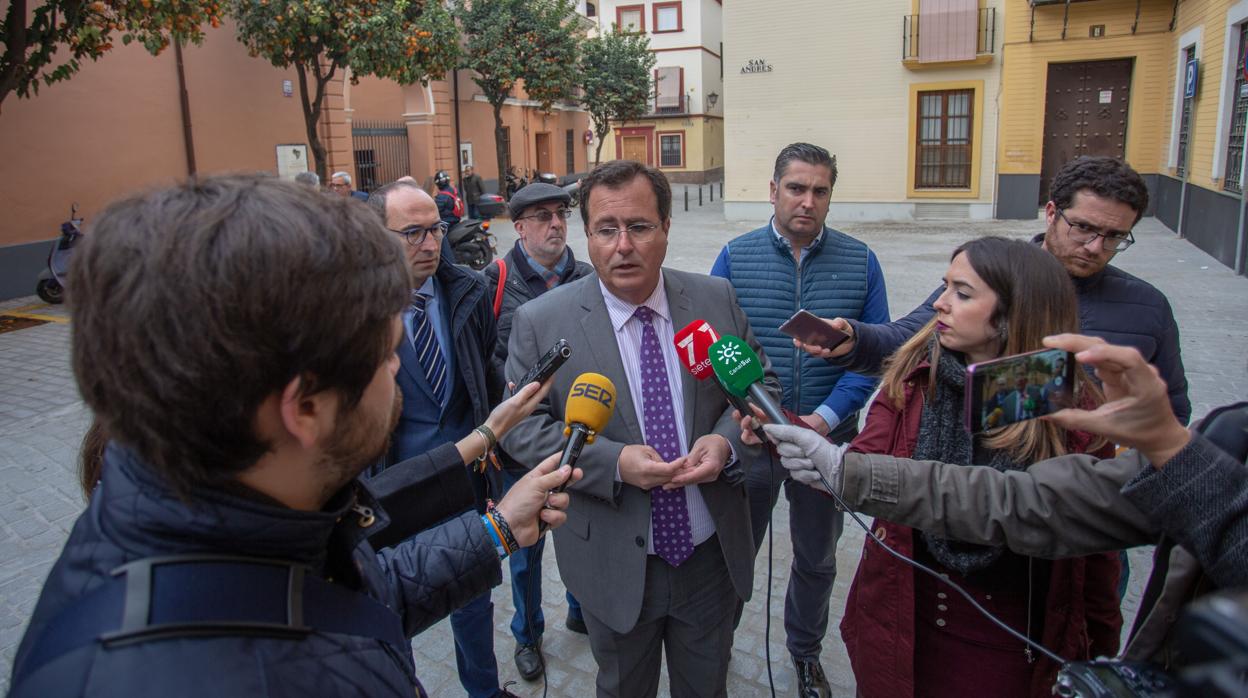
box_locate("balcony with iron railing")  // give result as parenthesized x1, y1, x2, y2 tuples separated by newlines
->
(902, 7, 995, 69)
(645, 94, 689, 117)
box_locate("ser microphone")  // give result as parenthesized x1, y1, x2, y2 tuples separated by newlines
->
(557, 372, 618, 485)
(708, 335, 791, 428)
(674, 319, 767, 443)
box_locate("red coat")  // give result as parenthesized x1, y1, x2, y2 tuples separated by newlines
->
(841, 364, 1122, 698)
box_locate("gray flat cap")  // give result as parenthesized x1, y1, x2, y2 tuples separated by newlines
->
(509, 182, 571, 219)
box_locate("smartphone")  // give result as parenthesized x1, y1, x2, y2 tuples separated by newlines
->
(512, 339, 571, 394)
(965, 347, 1076, 434)
(778, 309, 851, 352)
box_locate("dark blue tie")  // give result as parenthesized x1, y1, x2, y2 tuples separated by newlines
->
(409, 292, 447, 403)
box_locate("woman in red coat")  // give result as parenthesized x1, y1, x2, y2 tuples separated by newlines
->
(839, 237, 1122, 698)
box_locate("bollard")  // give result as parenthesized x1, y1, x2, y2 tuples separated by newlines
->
(710, 183, 714, 202)
(684, 187, 689, 212)
(699, 186, 703, 206)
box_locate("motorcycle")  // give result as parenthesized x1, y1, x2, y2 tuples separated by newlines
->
(448, 217, 496, 270)
(504, 167, 528, 199)
(36, 204, 84, 304)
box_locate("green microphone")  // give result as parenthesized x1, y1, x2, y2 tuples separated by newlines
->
(708, 335, 790, 427)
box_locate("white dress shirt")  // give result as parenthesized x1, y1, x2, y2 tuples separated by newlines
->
(599, 275, 715, 551)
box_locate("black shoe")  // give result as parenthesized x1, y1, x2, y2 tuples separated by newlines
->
(565, 614, 588, 635)
(499, 680, 523, 697)
(514, 641, 544, 681)
(793, 657, 831, 698)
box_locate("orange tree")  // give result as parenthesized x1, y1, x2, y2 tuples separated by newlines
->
(579, 28, 653, 167)
(232, 0, 458, 180)
(456, 0, 580, 198)
(0, 0, 223, 113)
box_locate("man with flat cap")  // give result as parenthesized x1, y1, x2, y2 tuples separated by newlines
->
(484, 182, 594, 680)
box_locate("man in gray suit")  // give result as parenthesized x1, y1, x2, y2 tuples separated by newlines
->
(501, 160, 779, 697)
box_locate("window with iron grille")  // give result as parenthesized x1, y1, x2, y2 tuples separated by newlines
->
(1226, 24, 1248, 193)
(566, 129, 575, 175)
(1177, 45, 1196, 178)
(915, 89, 973, 189)
(659, 133, 683, 168)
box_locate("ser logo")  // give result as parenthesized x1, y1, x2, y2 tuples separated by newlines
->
(571, 382, 614, 407)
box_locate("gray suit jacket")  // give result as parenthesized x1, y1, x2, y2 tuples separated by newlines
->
(501, 268, 779, 633)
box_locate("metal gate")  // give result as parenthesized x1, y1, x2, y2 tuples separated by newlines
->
(351, 120, 410, 193)
(1039, 59, 1133, 205)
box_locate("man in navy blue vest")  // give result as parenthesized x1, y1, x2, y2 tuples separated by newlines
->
(710, 142, 889, 698)
(367, 180, 514, 698)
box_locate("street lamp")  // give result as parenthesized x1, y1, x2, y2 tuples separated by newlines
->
(707, 92, 719, 109)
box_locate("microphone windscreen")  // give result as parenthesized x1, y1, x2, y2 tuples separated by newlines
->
(673, 319, 720, 380)
(565, 372, 617, 433)
(708, 335, 765, 398)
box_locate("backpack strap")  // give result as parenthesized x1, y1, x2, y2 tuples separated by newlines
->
(12, 554, 409, 686)
(491, 258, 508, 318)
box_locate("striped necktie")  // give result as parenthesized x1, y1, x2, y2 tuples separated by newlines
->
(409, 291, 448, 403)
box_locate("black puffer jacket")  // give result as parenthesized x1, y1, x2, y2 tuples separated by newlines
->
(483, 241, 593, 366)
(837, 234, 1191, 424)
(9, 442, 500, 697)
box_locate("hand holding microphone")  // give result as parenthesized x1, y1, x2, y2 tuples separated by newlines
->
(761, 423, 849, 495)
(536, 372, 617, 533)
(674, 319, 768, 445)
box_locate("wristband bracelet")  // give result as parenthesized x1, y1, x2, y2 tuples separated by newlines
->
(488, 503, 520, 555)
(474, 424, 497, 451)
(481, 513, 509, 558)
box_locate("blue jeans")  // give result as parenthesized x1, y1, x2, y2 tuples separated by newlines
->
(450, 592, 501, 698)
(502, 469, 583, 645)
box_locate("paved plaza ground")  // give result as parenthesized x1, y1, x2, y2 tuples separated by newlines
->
(0, 193, 1245, 696)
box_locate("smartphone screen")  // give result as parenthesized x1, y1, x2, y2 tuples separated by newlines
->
(778, 310, 850, 352)
(965, 347, 1076, 434)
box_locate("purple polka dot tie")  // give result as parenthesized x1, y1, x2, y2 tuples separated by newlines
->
(635, 306, 693, 567)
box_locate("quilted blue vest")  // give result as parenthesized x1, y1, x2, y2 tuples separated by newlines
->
(726, 225, 869, 418)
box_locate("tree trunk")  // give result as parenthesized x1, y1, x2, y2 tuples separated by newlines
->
(492, 99, 509, 200)
(0, 0, 30, 113)
(295, 58, 336, 183)
(594, 129, 607, 167)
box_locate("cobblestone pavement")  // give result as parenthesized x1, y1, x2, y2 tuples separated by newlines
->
(1, 197, 1245, 696)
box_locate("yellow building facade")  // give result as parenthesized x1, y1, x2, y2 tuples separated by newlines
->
(723, 0, 1004, 220)
(997, 0, 1246, 272)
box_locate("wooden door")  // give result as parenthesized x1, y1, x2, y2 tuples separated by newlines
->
(622, 136, 648, 163)
(1039, 59, 1133, 205)
(536, 132, 552, 173)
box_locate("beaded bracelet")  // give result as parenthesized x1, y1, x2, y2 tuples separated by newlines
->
(481, 513, 509, 558)
(488, 502, 520, 556)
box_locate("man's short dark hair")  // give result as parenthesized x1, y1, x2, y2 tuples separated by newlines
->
(1049, 156, 1150, 223)
(579, 160, 672, 226)
(365, 179, 424, 224)
(69, 174, 410, 496)
(773, 142, 838, 189)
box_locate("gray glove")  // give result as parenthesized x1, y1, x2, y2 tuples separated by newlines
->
(762, 423, 849, 494)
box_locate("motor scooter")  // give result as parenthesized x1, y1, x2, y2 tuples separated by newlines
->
(448, 217, 497, 270)
(35, 204, 83, 304)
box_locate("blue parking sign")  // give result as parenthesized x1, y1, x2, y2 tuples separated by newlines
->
(1185, 59, 1199, 99)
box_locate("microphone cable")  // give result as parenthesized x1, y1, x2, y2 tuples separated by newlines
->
(805, 467, 1069, 668)
(762, 446, 777, 697)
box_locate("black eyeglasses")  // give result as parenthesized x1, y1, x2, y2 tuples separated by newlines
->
(518, 208, 573, 224)
(1056, 209, 1135, 252)
(589, 222, 661, 243)
(389, 221, 448, 246)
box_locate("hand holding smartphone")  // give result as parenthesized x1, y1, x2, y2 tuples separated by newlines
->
(965, 347, 1076, 434)
(778, 310, 851, 353)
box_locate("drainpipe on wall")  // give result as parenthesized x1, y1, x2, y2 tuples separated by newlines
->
(174, 41, 198, 177)
(1236, 119, 1248, 275)
(453, 69, 463, 193)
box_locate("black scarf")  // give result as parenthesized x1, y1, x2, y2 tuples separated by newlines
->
(912, 341, 1027, 575)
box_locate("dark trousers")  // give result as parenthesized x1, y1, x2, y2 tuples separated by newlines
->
(582, 536, 737, 698)
(746, 428, 851, 660)
(450, 592, 500, 698)
(501, 469, 583, 645)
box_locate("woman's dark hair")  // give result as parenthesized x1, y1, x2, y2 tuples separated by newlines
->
(579, 160, 672, 226)
(1049, 156, 1149, 224)
(881, 236, 1101, 462)
(69, 174, 410, 497)
(78, 418, 108, 500)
